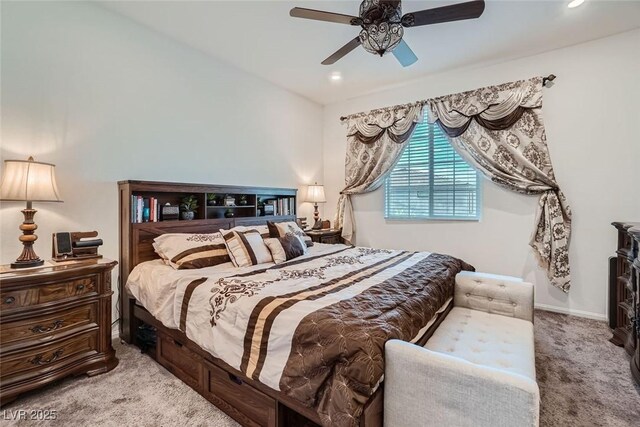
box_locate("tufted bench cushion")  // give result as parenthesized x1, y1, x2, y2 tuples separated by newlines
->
(454, 271, 534, 322)
(425, 306, 535, 381)
(384, 271, 539, 427)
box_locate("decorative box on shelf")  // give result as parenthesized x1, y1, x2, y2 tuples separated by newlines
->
(161, 204, 179, 221)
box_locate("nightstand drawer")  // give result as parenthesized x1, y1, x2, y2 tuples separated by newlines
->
(305, 229, 343, 244)
(319, 234, 342, 244)
(0, 276, 97, 311)
(0, 329, 99, 380)
(1, 303, 98, 346)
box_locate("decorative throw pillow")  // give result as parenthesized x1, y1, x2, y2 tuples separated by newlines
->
(229, 225, 270, 239)
(153, 233, 231, 270)
(263, 234, 306, 264)
(267, 221, 313, 247)
(220, 229, 273, 267)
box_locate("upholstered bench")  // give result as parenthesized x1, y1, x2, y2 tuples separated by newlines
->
(385, 271, 539, 427)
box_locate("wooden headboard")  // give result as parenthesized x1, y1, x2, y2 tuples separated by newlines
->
(118, 180, 297, 342)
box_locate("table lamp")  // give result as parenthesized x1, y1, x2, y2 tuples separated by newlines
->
(0, 156, 62, 268)
(305, 183, 326, 230)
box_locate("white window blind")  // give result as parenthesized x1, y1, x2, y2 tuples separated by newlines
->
(384, 110, 481, 220)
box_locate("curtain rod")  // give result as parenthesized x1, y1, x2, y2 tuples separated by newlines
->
(339, 74, 557, 122)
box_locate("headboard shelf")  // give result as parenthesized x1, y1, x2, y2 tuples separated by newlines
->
(118, 180, 298, 342)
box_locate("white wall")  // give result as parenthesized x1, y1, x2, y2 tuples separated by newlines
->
(323, 29, 640, 320)
(0, 2, 323, 319)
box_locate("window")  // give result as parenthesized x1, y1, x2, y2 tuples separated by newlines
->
(384, 110, 481, 220)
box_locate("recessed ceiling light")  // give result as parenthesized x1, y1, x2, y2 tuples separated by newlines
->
(568, 0, 585, 8)
(329, 72, 342, 82)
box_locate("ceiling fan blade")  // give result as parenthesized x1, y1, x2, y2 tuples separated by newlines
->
(290, 7, 360, 25)
(392, 40, 418, 67)
(322, 37, 361, 65)
(402, 0, 485, 27)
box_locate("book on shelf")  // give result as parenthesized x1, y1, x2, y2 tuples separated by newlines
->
(266, 197, 296, 217)
(131, 196, 160, 223)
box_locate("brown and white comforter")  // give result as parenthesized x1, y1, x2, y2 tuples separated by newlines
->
(127, 244, 473, 427)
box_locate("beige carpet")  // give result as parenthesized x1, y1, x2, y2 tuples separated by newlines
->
(3, 310, 639, 426)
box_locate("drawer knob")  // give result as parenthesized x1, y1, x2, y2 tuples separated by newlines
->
(76, 284, 85, 291)
(30, 349, 63, 366)
(30, 320, 65, 334)
(4, 296, 15, 305)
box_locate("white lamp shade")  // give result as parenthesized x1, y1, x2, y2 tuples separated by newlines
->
(0, 157, 62, 202)
(306, 184, 326, 203)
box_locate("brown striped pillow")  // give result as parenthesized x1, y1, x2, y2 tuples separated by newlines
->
(220, 229, 273, 268)
(153, 233, 231, 270)
(229, 225, 270, 240)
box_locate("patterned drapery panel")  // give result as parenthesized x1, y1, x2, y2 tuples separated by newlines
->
(427, 77, 572, 292)
(335, 102, 424, 243)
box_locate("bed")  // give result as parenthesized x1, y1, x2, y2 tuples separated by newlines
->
(118, 181, 473, 427)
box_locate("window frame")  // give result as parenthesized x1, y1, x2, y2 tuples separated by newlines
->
(384, 114, 482, 222)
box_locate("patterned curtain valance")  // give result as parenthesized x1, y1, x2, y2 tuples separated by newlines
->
(345, 101, 424, 144)
(335, 76, 572, 293)
(427, 77, 543, 137)
(427, 77, 572, 292)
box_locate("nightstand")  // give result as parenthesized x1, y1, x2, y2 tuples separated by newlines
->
(305, 229, 343, 244)
(0, 258, 118, 405)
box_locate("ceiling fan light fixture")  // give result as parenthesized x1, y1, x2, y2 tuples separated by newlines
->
(567, 0, 585, 8)
(290, 1, 486, 67)
(359, 22, 404, 56)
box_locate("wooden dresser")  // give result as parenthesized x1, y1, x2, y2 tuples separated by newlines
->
(629, 227, 640, 385)
(0, 258, 118, 405)
(609, 222, 639, 386)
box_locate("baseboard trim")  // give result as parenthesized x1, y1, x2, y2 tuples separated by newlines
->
(535, 303, 607, 321)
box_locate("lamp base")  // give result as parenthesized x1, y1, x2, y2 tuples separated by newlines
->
(311, 203, 322, 230)
(11, 259, 44, 269)
(10, 205, 44, 269)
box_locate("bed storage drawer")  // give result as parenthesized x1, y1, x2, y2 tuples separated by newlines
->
(157, 332, 203, 391)
(204, 363, 277, 427)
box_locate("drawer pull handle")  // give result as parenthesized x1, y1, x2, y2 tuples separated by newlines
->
(30, 349, 63, 366)
(4, 296, 15, 305)
(76, 284, 85, 291)
(173, 339, 183, 348)
(228, 373, 243, 386)
(30, 320, 65, 334)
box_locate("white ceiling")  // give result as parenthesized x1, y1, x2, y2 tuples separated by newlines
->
(100, 0, 640, 105)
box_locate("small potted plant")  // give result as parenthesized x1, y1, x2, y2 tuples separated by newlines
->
(257, 197, 265, 216)
(224, 209, 235, 218)
(180, 195, 199, 220)
(207, 193, 218, 206)
(239, 195, 248, 206)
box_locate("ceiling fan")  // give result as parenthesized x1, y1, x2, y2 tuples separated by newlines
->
(290, 0, 485, 67)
